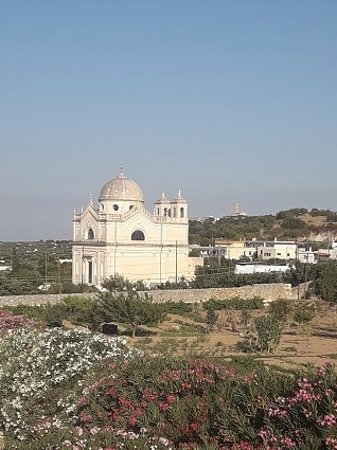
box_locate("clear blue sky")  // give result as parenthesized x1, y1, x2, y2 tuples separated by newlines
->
(1, 1, 336, 240)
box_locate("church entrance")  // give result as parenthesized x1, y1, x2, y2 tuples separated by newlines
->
(88, 261, 93, 284)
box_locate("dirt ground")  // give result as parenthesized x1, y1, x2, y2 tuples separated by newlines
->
(131, 301, 337, 371)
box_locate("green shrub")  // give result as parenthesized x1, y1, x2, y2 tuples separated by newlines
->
(204, 296, 264, 311)
(93, 291, 167, 337)
(7, 304, 46, 321)
(102, 274, 146, 292)
(206, 307, 219, 331)
(294, 307, 315, 325)
(8, 296, 97, 328)
(229, 355, 262, 373)
(165, 301, 193, 315)
(268, 299, 292, 321)
(254, 315, 284, 353)
(239, 313, 284, 354)
(240, 309, 252, 326)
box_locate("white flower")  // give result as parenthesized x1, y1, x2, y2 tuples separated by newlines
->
(0, 327, 135, 439)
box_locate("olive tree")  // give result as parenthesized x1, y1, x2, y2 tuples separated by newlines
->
(94, 290, 166, 338)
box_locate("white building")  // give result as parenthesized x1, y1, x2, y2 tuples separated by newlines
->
(256, 239, 297, 261)
(235, 264, 292, 275)
(72, 171, 202, 285)
(298, 247, 317, 264)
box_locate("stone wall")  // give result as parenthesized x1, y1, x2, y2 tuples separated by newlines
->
(147, 283, 296, 303)
(0, 283, 297, 307)
(0, 293, 89, 307)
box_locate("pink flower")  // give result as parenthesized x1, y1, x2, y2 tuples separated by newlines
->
(166, 394, 175, 405)
(326, 437, 337, 449)
(317, 414, 336, 427)
(282, 437, 295, 448)
(128, 416, 137, 426)
(159, 401, 169, 411)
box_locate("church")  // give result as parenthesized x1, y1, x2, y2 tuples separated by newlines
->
(72, 170, 202, 286)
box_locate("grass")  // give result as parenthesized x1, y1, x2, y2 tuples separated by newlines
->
(283, 346, 297, 353)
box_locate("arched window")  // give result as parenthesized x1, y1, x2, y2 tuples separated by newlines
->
(113, 204, 119, 211)
(173, 207, 176, 217)
(180, 207, 184, 218)
(88, 228, 94, 240)
(131, 230, 145, 241)
(164, 207, 168, 217)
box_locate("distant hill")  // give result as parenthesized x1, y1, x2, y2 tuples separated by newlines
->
(189, 208, 337, 245)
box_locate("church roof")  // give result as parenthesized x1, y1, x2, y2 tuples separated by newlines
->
(98, 170, 144, 202)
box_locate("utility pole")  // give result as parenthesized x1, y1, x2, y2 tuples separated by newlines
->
(228, 245, 231, 273)
(175, 240, 178, 284)
(159, 220, 163, 284)
(57, 258, 62, 294)
(45, 251, 48, 284)
(304, 261, 307, 300)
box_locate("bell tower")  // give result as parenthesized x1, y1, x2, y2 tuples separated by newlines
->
(170, 190, 188, 219)
(154, 192, 172, 217)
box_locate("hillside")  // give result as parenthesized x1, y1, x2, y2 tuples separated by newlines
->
(190, 208, 337, 245)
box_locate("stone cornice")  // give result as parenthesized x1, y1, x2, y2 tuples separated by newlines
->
(73, 205, 188, 224)
(72, 241, 189, 249)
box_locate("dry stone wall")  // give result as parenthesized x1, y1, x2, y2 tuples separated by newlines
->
(147, 283, 297, 303)
(0, 293, 89, 307)
(0, 283, 297, 307)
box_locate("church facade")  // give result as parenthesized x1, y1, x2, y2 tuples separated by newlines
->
(72, 171, 202, 285)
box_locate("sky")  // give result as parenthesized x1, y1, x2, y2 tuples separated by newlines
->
(1, 1, 337, 240)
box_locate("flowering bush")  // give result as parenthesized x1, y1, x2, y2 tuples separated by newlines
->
(0, 309, 41, 334)
(74, 358, 227, 447)
(0, 327, 134, 442)
(38, 359, 337, 450)
(260, 362, 337, 449)
(2, 319, 337, 450)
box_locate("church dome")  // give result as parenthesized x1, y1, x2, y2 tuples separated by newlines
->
(99, 171, 144, 202)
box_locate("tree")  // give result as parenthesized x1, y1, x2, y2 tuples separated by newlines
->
(254, 315, 284, 353)
(282, 216, 307, 230)
(11, 246, 20, 275)
(321, 262, 337, 302)
(94, 290, 166, 338)
(268, 299, 292, 322)
(102, 274, 146, 292)
(206, 307, 219, 332)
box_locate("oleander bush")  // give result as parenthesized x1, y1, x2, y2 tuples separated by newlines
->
(73, 360, 337, 449)
(0, 326, 135, 444)
(2, 310, 337, 450)
(0, 309, 42, 333)
(2, 335, 337, 450)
